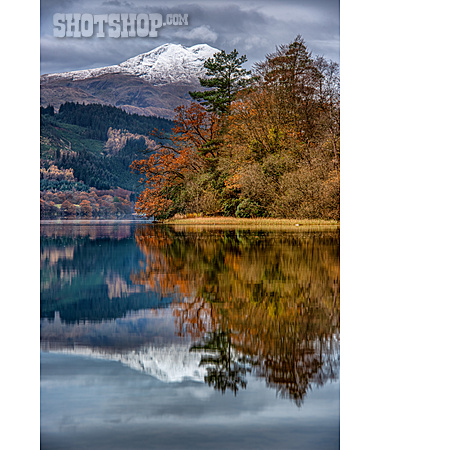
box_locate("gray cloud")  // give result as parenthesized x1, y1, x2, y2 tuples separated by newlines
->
(40, 0, 339, 74)
(172, 25, 218, 42)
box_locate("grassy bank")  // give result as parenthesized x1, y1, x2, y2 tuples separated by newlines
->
(161, 216, 339, 230)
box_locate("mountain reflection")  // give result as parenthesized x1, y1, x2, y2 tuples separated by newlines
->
(133, 225, 340, 406)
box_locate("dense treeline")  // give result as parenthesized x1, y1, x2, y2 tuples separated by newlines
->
(132, 36, 339, 220)
(42, 102, 173, 140)
(59, 147, 140, 190)
(40, 179, 90, 192)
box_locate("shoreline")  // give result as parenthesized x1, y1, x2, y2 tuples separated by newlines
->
(40, 217, 340, 230)
(161, 216, 339, 229)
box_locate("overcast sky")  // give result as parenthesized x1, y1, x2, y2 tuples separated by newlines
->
(40, 0, 339, 75)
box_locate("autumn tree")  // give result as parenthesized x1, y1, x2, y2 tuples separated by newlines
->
(131, 102, 220, 218)
(314, 55, 340, 163)
(79, 199, 93, 217)
(219, 36, 340, 218)
(60, 200, 76, 217)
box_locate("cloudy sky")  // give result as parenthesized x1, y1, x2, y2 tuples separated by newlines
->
(40, 0, 339, 75)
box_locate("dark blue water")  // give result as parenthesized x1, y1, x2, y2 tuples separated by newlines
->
(40, 222, 340, 449)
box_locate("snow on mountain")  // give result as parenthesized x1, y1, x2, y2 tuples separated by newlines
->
(45, 343, 209, 383)
(41, 43, 220, 85)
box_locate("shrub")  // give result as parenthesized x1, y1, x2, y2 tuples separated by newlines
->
(236, 198, 262, 218)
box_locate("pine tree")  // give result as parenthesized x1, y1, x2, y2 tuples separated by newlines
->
(190, 49, 252, 115)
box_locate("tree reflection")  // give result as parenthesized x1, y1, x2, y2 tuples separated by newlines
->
(133, 225, 339, 405)
(191, 331, 251, 395)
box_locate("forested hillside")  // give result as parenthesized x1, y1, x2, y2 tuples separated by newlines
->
(40, 102, 174, 219)
(40, 102, 173, 192)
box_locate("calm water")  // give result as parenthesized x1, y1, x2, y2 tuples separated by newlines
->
(40, 222, 340, 449)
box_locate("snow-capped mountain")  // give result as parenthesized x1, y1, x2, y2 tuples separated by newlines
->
(40, 43, 220, 118)
(41, 43, 219, 86)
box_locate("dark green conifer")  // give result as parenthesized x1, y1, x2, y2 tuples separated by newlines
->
(190, 49, 252, 115)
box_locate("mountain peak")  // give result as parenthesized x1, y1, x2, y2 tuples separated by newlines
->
(41, 43, 220, 85)
(118, 43, 219, 84)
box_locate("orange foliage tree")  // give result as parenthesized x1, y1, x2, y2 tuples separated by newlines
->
(131, 102, 220, 218)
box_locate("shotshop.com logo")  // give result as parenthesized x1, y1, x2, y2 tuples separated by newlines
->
(53, 13, 189, 38)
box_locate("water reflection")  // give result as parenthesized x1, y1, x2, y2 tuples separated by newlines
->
(191, 331, 252, 395)
(132, 225, 340, 405)
(40, 224, 174, 323)
(41, 223, 339, 407)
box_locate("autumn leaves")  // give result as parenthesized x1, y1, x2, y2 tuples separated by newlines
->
(132, 36, 340, 220)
